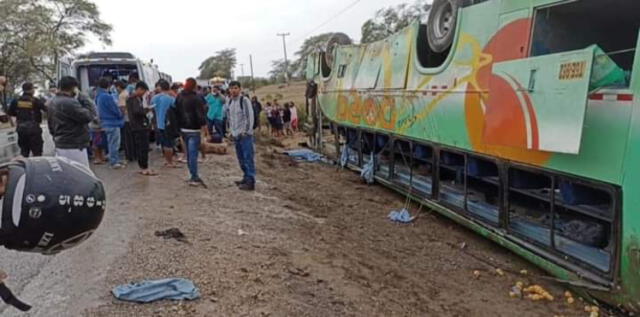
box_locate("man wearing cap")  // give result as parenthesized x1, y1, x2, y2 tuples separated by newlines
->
(8, 82, 47, 157)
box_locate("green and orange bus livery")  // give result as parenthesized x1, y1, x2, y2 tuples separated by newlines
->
(306, 0, 640, 312)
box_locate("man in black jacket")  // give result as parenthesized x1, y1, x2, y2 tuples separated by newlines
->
(47, 76, 96, 167)
(175, 78, 207, 186)
(126, 82, 156, 176)
(8, 82, 47, 157)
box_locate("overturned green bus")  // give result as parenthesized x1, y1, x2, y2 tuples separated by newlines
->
(306, 0, 640, 312)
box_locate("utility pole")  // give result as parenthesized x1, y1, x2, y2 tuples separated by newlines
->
(239, 64, 245, 77)
(249, 54, 255, 93)
(277, 32, 291, 85)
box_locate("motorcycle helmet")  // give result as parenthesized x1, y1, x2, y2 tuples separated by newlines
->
(0, 157, 106, 254)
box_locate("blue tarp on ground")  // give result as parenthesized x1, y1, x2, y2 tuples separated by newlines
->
(112, 278, 200, 303)
(284, 149, 323, 162)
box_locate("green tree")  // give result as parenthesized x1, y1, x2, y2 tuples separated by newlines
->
(361, 0, 431, 44)
(198, 48, 237, 80)
(290, 32, 351, 78)
(0, 0, 112, 84)
(268, 59, 293, 83)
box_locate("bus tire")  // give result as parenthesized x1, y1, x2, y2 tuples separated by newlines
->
(427, 0, 461, 53)
(324, 33, 353, 72)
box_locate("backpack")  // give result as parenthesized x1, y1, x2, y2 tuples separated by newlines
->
(237, 97, 259, 130)
(164, 106, 180, 139)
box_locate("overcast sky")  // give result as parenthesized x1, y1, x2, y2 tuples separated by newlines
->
(83, 0, 413, 81)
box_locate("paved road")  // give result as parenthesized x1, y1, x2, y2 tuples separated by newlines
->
(0, 127, 138, 316)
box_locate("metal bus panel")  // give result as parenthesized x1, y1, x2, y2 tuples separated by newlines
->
(354, 41, 384, 89)
(377, 28, 413, 89)
(309, 1, 640, 310)
(488, 47, 595, 154)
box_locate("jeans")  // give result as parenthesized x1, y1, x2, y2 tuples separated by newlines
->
(104, 127, 121, 166)
(213, 119, 224, 137)
(206, 119, 214, 135)
(183, 132, 201, 181)
(234, 134, 256, 184)
(132, 130, 150, 169)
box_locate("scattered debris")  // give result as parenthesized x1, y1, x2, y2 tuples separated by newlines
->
(360, 153, 375, 184)
(473, 270, 481, 279)
(388, 208, 415, 224)
(564, 291, 575, 304)
(523, 285, 554, 301)
(509, 286, 522, 299)
(237, 229, 248, 236)
(584, 305, 600, 316)
(154, 228, 188, 243)
(112, 278, 200, 303)
(287, 267, 310, 277)
(284, 149, 323, 162)
(509, 281, 525, 299)
(519, 269, 528, 275)
(201, 141, 228, 155)
(495, 268, 505, 276)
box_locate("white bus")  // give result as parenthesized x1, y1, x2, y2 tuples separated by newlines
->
(73, 52, 166, 96)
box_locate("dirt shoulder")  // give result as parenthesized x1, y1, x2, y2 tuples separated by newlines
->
(83, 136, 588, 317)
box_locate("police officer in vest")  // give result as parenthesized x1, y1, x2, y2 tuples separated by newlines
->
(8, 82, 47, 157)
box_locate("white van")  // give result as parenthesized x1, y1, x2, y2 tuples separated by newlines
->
(73, 52, 163, 96)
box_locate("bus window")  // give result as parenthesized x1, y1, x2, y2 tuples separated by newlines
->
(391, 139, 413, 188)
(553, 178, 614, 273)
(507, 168, 553, 247)
(466, 156, 500, 225)
(77, 64, 138, 90)
(531, 0, 639, 86)
(438, 150, 465, 209)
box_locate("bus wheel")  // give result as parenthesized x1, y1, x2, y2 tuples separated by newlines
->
(324, 33, 353, 72)
(427, 0, 461, 53)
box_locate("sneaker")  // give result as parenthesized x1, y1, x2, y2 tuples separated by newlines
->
(238, 183, 255, 191)
(234, 179, 246, 186)
(111, 163, 124, 169)
(188, 178, 205, 187)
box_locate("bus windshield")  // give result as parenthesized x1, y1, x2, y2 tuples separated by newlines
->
(77, 64, 138, 89)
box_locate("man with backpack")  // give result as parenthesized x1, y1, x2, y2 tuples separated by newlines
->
(151, 79, 178, 168)
(227, 81, 256, 191)
(175, 78, 207, 187)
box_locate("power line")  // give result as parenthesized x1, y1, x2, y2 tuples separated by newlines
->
(292, 0, 362, 45)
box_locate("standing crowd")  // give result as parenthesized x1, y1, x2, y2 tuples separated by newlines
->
(263, 99, 299, 138)
(0, 75, 263, 191)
